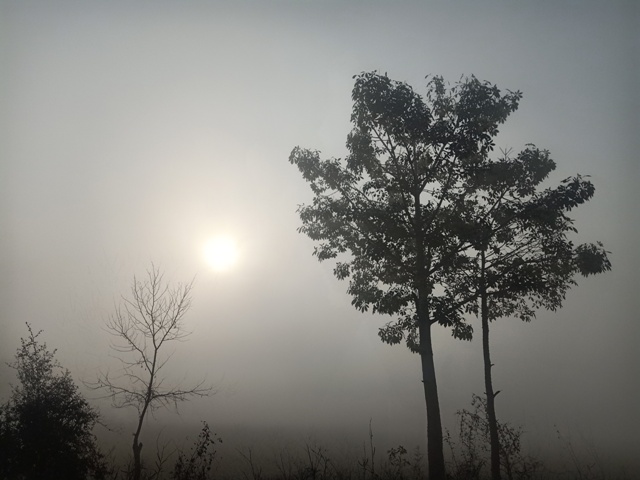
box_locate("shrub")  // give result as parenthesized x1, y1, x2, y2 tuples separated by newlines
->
(0, 324, 107, 480)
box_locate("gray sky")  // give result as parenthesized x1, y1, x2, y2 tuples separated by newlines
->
(1, 0, 638, 471)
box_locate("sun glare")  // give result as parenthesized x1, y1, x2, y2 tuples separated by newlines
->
(204, 236, 239, 272)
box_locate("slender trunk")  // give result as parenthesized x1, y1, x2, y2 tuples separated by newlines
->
(132, 357, 155, 480)
(481, 250, 501, 480)
(132, 410, 145, 480)
(413, 187, 446, 480)
(133, 431, 142, 480)
(418, 311, 446, 480)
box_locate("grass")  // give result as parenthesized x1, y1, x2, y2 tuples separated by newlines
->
(100, 400, 635, 480)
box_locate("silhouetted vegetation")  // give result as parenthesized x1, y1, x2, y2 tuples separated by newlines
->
(290, 71, 520, 480)
(290, 71, 611, 480)
(88, 265, 211, 480)
(0, 324, 107, 480)
(172, 422, 222, 480)
(0, 327, 631, 480)
(446, 149, 610, 479)
(445, 394, 541, 480)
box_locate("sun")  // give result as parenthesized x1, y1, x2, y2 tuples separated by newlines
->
(203, 236, 239, 272)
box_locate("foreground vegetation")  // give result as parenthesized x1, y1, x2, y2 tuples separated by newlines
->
(0, 324, 631, 479)
(98, 417, 632, 480)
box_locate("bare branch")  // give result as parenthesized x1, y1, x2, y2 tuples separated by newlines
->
(90, 264, 211, 480)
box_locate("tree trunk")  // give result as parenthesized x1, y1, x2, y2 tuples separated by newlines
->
(413, 191, 445, 479)
(418, 318, 446, 480)
(132, 434, 142, 480)
(481, 250, 501, 480)
(132, 396, 150, 480)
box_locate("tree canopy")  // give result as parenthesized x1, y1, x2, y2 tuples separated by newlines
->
(291, 72, 524, 349)
(451, 149, 611, 324)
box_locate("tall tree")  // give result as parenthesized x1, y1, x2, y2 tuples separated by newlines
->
(0, 324, 107, 480)
(89, 265, 211, 480)
(450, 148, 611, 479)
(290, 72, 521, 479)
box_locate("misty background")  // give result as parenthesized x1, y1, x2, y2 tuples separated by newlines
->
(1, 0, 638, 473)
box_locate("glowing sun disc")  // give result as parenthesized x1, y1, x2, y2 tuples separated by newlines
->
(204, 236, 239, 272)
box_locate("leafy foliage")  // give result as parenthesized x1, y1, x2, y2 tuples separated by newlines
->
(0, 324, 107, 480)
(290, 72, 523, 351)
(449, 149, 611, 324)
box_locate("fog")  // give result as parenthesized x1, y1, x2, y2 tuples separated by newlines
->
(1, 0, 638, 475)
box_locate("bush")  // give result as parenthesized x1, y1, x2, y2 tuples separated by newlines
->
(0, 324, 107, 480)
(445, 394, 541, 480)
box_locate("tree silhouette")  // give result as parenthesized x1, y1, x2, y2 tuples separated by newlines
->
(290, 71, 522, 479)
(448, 148, 611, 479)
(0, 324, 107, 480)
(89, 264, 211, 480)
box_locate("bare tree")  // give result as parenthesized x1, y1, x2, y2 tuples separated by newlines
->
(90, 264, 211, 480)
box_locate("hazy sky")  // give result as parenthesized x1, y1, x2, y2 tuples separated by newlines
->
(1, 0, 638, 470)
